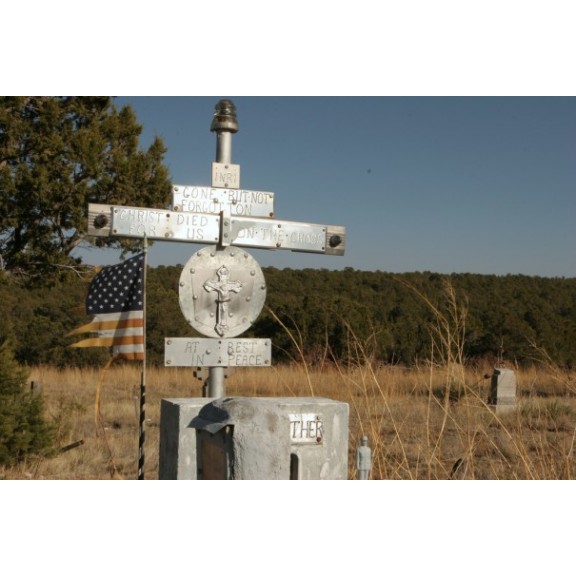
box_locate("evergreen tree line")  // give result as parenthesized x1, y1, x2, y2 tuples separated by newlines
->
(2, 266, 575, 369)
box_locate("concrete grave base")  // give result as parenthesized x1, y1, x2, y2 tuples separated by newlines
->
(159, 397, 349, 480)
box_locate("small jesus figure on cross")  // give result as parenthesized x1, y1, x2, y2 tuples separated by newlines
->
(203, 265, 244, 336)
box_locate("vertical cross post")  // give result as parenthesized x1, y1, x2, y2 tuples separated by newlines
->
(206, 99, 239, 398)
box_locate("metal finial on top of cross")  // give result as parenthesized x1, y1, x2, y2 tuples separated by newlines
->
(210, 99, 239, 134)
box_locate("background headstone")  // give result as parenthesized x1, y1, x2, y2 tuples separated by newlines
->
(489, 367, 517, 415)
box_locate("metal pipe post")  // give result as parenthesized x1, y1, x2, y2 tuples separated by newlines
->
(215, 132, 233, 164)
(206, 99, 239, 398)
(138, 235, 148, 479)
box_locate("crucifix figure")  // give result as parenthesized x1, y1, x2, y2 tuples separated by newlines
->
(203, 265, 244, 336)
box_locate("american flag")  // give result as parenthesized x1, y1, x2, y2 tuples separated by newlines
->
(69, 253, 145, 361)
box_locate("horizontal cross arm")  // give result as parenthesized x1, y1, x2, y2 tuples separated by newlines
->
(225, 216, 346, 255)
(86, 203, 221, 245)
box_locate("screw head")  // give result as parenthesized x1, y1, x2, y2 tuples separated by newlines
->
(329, 235, 342, 248)
(93, 214, 109, 229)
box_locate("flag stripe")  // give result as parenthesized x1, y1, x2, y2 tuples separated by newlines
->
(68, 317, 144, 335)
(116, 352, 145, 361)
(97, 327, 144, 338)
(71, 335, 144, 348)
(114, 344, 145, 355)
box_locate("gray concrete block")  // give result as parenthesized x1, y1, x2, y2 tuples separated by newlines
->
(158, 397, 213, 479)
(159, 396, 349, 480)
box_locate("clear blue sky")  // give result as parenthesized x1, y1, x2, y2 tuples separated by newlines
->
(76, 97, 576, 278)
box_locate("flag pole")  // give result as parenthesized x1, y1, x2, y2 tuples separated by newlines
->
(138, 236, 148, 480)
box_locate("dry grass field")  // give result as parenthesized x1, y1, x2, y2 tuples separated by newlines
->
(2, 358, 575, 480)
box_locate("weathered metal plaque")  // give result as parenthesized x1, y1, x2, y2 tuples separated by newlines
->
(179, 246, 267, 338)
(211, 162, 240, 189)
(165, 338, 271, 367)
(87, 203, 220, 244)
(227, 217, 346, 255)
(289, 414, 324, 444)
(173, 186, 275, 218)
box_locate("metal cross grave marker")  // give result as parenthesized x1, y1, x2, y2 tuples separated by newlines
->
(85, 99, 346, 398)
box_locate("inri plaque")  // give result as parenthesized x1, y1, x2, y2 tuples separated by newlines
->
(179, 246, 267, 338)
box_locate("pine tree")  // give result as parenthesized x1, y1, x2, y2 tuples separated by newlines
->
(0, 97, 172, 279)
(0, 338, 55, 466)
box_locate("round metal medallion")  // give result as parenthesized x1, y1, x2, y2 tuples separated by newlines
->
(179, 247, 267, 338)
